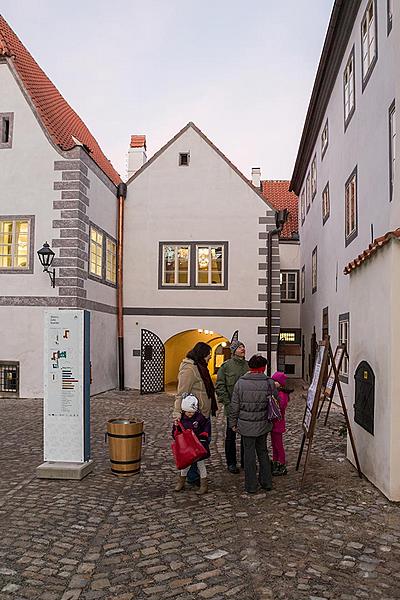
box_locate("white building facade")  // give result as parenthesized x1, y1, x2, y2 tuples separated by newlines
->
(123, 124, 281, 392)
(0, 17, 120, 398)
(290, 0, 400, 499)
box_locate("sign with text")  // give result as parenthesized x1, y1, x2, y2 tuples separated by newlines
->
(303, 340, 329, 437)
(44, 310, 90, 462)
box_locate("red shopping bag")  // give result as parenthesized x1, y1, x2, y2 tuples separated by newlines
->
(171, 421, 208, 470)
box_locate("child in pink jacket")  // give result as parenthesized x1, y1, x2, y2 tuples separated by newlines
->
(271, 372, 290, 476)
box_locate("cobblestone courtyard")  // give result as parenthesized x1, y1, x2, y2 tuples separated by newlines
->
(1, 384, 400, 600)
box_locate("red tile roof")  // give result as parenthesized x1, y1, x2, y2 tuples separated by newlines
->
(0, 16, 121, 186)
(261, 180, 299, 240)
(130, 135, 146, 150)
(344, 228, 400, 274)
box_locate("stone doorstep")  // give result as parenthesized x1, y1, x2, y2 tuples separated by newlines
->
(36, 460, 94, 480)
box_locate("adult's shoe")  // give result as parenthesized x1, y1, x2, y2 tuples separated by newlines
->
(227, 465, 240, 474)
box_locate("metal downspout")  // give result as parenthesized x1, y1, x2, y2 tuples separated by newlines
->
(117, 182, 127, 390)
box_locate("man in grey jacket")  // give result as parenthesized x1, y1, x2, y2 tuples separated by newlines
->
(229, 354, 276, 494)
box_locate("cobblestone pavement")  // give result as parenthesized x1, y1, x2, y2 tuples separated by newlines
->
(1, 383, 400, 600)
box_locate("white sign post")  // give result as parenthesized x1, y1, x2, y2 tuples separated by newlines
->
(37, 309, 94, 479)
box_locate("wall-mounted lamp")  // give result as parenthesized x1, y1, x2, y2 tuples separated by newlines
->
(37, 241, 56, 288)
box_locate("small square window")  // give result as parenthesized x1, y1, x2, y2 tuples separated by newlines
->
(179, 153, 190, 166)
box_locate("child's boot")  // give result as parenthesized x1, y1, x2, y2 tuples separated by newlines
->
(278, 463, 288, 476)
(196, 477, 208, 495)
(174, 475, 186, 492)
(271, 461, 279, 475)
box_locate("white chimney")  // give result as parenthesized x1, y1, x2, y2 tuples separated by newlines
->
(128, 135, 147, 178)
(252, 167, 261, 188)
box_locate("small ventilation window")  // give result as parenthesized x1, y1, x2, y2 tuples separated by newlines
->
(0, 113, 13, 149)
(2, 118, 10, 143)
(179, 153, 190, 166)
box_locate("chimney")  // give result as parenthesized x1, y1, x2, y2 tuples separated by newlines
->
(128, 135, 147, 178)
(251, 167, 261, 189)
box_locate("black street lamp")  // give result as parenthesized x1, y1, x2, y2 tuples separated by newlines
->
(37, 242, 56, 288)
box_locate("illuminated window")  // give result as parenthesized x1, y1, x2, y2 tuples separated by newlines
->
(0, 219, 30, 269)
(344, 48, 355, 127)
(162, 245, 190, 285)
(106, 238, 117, 284)
(90, 227, 103, 277)
(196, 245, 223, 286)
(345, 168, 358, 246)
(361, 0, 377, 87)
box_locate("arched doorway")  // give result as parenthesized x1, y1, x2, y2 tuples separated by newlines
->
(164, 329, 230, 392)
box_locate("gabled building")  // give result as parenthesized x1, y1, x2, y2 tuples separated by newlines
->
(123, 124, 281, 392)
(290, 0, 399, 500)
(0, 16, 121, 398)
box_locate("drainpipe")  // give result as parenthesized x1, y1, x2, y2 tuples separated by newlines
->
(117, 182, 127, 390)
(267, 209, 289, 376)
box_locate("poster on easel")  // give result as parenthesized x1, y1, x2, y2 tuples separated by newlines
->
(296, 336, 362, 487)
(318, 344, 347, 424)
(302, 340, 329, 437)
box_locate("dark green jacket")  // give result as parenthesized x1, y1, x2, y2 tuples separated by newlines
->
(215, 356, 249, 416)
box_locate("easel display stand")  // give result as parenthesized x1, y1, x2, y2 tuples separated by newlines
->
(296, 336, 362, 487)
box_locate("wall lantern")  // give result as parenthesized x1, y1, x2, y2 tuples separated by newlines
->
(37, 241, 56, 288)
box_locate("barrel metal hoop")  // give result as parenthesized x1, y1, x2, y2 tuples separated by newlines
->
(111, 467, 141, 475)
(107, 432, 144, 439)
(110, 458, 141, 465)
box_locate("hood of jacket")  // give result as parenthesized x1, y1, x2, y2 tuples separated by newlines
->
(272, 371, 287, 387)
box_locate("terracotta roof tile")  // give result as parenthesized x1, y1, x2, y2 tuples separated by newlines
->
(130, 135, 146, 149)
(0, 16, 121, 186)
(344, 228, 400, 274)
(261, 180, 299, 240)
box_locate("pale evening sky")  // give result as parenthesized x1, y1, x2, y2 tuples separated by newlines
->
(1, 0, 333, 183)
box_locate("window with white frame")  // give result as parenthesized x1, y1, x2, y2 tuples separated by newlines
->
(106, 238, 117, 284)
(280, 271, 299, 303)
(196, 245, 223, 286)
(345, 168, 358, 245)
(0, 219, 30, 269)
(162, 245, 190, 285)
(388, 0, 393, 34)
(306, 173, 311, 213)
(312, 246, 317, 294)
(300, 190, 305, 223)
(389, 101, 396, 201)
(311, 155, 317, 199)
(301, 265, 305, 303)
(322, 182, 330, 224)
(344, 48, 355, 127)
(339, 313, 349, 380)
(321, 119, 329, 158)
(361, 0, 377, 86)
(90, 227, 103, 277)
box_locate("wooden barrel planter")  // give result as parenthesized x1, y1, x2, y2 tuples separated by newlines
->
(106, 419, 144, 478)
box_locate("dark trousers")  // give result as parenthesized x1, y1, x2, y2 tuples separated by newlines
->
(242, 434, 272, 492)
(225, 420, 244, 468)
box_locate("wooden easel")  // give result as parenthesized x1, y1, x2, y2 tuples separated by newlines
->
(296, 337, 362, 487)
(317, 344, 347, 425)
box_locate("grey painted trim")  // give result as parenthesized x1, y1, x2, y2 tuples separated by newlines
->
(343, 46, 356, 132)
(88, 222, 117, 289)
(322, 181, 330, 225)
(321, 118, 329, 160)
(0, 215, 35, 275)
(53, 200, 87, 213)
(126, 122, 275, 210)
(158, 241, 228, 290)
(61, 191, 90, 206)
(62, 170, 90, 188)
(0, 112, 14, 149)
(124, 307, 268, 317)
(290, 0, 362, 194)
(0, 295, 116, 313)
(389, 100, 396, 202)
(344, 166, 358, 247)
(361, 0, 378, 93)
(52, 238, 87, 250)
(54, 160, 88, 175)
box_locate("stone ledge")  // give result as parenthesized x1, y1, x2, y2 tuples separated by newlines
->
(36, 460, 94, 480)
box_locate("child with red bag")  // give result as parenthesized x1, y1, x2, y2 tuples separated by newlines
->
(172, 394, 211, 495)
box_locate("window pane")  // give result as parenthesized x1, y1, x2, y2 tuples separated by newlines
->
(198, 271, 208, 284)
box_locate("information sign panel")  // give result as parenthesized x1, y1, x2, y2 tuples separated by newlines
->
(44, 310, 90, 462)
